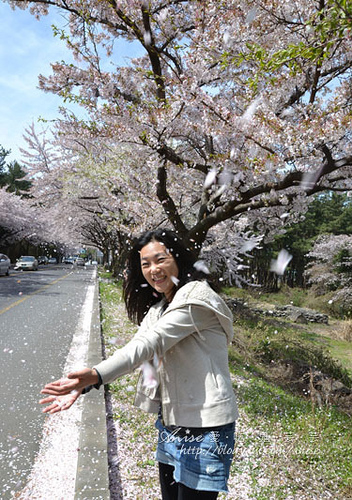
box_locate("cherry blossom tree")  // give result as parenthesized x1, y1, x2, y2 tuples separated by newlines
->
(305, 233, 352, 314)
(0, 187, 45, 245)
(7, 0, 352, 276)
(20, 123, 152, 267)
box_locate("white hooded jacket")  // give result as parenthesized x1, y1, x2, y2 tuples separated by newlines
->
(94, 280, 239, 427)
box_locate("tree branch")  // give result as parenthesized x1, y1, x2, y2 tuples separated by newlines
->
(156, 162, 188, 236)
(140, 135, 208, 174)
(188, 148, 352, 248)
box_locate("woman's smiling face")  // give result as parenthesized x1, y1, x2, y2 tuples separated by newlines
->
(140, 240, 179, 302)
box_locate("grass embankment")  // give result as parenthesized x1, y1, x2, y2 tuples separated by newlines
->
(99, 276, 352, 499)
(227, 286, 352, 499)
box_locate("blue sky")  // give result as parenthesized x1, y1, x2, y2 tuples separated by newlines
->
(0, 2, 77, 162)
(0, 2, 142, 164)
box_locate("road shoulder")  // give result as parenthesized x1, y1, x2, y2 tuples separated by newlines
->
(74, 276, 110, 499)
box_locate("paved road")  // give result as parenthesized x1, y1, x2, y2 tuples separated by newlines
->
(0, 265, 95, 499)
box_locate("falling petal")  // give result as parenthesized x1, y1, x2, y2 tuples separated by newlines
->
(270, 249, 292, 276)
(246, 8, 257, 24)
(240, 240, 261, 253)
(171, 275, 180, 286)
(241, 96, 261, 123)
(194, 260, 210, 274)
(218, 169, 233, 186)
(213, 184, 227, 198)
(204, 168, 217, 188)
(143, 30, 152, 45)
(300, 165, 325, 191)
(140, 361, 158, 389)
(159, 8, 168, 22)
(153, 352, 161, 368)
(223, 30, 230, 45)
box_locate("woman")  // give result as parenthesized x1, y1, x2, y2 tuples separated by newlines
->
(40, 229, 239, 499)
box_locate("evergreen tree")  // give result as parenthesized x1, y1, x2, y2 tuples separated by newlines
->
(0, 144, 32, 195)
(0, 146, 10, 187)
(4, 161, 32, 195)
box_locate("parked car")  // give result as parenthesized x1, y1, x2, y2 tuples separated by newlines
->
(75, 257, 85, 266)
(0, 254, 11, 276)
(38, 256, 49, 265)
(15, 256, 38, 271)
(48, 257, 57, 264)
(63, 256, 75, 264)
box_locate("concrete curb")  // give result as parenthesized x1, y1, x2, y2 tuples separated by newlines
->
(74, 277, 110, 499)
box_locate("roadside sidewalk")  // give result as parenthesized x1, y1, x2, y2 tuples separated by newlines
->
(74, 276, 110, 499)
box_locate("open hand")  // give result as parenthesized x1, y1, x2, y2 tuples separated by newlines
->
(39, 389, 82, 414)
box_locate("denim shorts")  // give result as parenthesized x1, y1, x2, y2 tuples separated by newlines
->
(155, 418, 236, 492)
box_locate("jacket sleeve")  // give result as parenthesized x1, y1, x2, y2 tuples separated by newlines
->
(94, 305, 216, 384)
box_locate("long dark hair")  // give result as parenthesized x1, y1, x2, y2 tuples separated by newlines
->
(123, 229, 209, 324)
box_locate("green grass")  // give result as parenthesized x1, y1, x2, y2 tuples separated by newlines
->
(222, 287, 352, 498)
(233, 316, 352, 385)
(228, 307, 352, 498)
(325, 337, 352, 372)
(229, 357, 352, 498)
(224, 284, 341, 317)
(298, 326, 352, 373)
(99, 269, 118, 281)
(222, 284, 310, 307)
